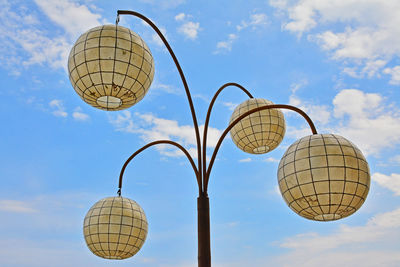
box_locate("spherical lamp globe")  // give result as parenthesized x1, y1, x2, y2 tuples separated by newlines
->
(277, 134, 370, 221)
(83, 196, 148, 259)
(229, 98, 286, 154)
(68, 25, 155, 111)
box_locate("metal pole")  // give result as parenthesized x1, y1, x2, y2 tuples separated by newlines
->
(197, 193, 211, 267)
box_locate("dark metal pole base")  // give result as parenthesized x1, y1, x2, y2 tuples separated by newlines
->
(197, 194, 211, 267)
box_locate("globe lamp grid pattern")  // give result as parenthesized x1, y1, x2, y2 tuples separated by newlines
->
(277, 134, 370, 221)
(68, 25, 155, 111)
(83, 196, 148, 259)
(230, 98, 286, 154)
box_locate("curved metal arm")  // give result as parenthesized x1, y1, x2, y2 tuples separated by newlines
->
(202, 83, 253, 190)
(204, 104, 318, 192)
(117, 10, 203, 191)
(118, 140, 200, 196)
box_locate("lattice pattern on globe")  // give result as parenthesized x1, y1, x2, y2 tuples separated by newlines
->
(83, 196, 148, 259)
(278, 134, 370, 221)
(68, 25, 154, 111)
(230, 98, 286, 154)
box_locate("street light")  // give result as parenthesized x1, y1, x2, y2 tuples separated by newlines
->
(68, 10, 371, 267)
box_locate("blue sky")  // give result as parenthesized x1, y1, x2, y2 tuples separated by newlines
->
(1, 0, 400, 266)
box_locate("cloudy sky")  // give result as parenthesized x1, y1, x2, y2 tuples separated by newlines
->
(1, 0, 400, 266)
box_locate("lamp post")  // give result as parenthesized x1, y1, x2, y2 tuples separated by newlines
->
(68, 10, 371, 267)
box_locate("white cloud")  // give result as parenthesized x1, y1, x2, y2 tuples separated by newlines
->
(286, 80, 331, 125)
(19, 32, 70, 69)
(193, 94, 210, 103)
(137, 113, 222, 148)
(109, 111, 223, 158)
(290, 79, 308, 94)
(109, 110, 135, 132)
(342, 60, 387, 79)
(175, 13, 186, 21)
(174, 13, 200, 40)
(285, 125, 314, 141)
(34, 0, 103, 39)
(0, 200, 37, 213)
(215, 34, 238, 54)
(72, 107, 89, 121)
(0, 1, 67, 71)
(372, 173, 400, 196)
(361, 59, 387, 78)
(49, 99, 68, 117)
(270, 0, 400, 81)
(264, 157, 279, 163)
(284, 88, 400, 156)
(138, 113, 196, 145)
(239, 158, 252, 163)
(289, 95, 331, 125)
(383, 66, 400, 85)
(333, 89, 381, 118)
(342, 67, 361, 78)
(269, 0, 288, 10)
(222, 101, 238, 111)
(332, 89, 400, 156)
(178, 21, 200, 40)
(215, 12, 268, 54)
(0, 0, 103, 73)
(237, 13, 268, 31)
(152, 80, 181, 95)
(274, 207, 400, 266)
